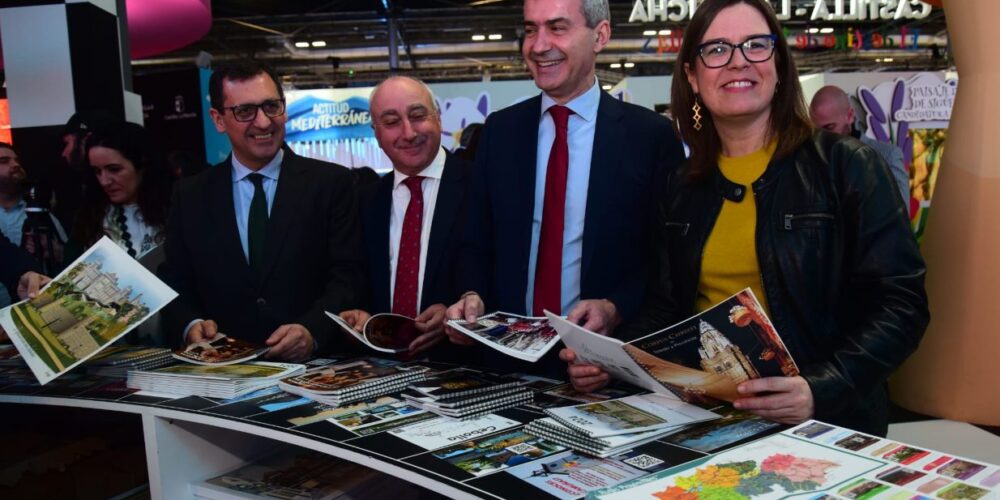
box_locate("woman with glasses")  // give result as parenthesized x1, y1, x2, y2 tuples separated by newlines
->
(562, 0, 927, 436)
(69, 121, 174, 262)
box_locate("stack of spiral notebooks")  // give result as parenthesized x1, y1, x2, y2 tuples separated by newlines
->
(277, 357, 428, 406)
(401, 368, 534, 419)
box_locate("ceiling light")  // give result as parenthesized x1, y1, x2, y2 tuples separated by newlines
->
(471, 34, 486, 41)
(311, 40, 327, 47)
(658, 30, 671, 36)
(819, 27, 834, 34)
(294, 41, 309, 48)
(883, 58, 894, 62)
(624, 62, 635, 68)
(488, 34, 502, 40)
(643, 30, 657, 36)
(610, 63, 622, 69)
(875, 58, 883, 62)
(602, 84, 612, 90)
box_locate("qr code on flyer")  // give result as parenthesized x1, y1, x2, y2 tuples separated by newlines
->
(623, 454, 664, 470)
(506, 443, 540, 455)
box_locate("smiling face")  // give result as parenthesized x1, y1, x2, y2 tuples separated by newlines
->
(522, 0, 609, 104)
(685, 3, 778, 130)
(371, 77, 442, 176)
(209, 73, 286, 170)
(89, 146, 141, 205)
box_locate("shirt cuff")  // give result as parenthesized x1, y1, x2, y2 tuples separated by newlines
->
(182, 319, 204, 344)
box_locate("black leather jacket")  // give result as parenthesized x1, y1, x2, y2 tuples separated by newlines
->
(622, 131, 929, 436)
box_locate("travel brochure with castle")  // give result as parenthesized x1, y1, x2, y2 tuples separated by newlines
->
(548, 288, 799, 408)
(0, 237, 177, 385)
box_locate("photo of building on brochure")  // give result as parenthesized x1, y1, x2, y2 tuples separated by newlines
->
(431, 429, 566, 477)
(623, 288, 799, 406)
(0, 237, 177, 385)
(448, 312, 558, 362)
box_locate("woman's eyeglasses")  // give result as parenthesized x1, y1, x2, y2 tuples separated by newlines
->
(696, 34, 778, 68)
(219, 99, 286, 122)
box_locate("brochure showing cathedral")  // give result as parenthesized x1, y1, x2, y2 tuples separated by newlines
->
(172, 334, 269, 366)
(0, 237, 177, 385)
(446, 312, 559, 362)
(325, 311, 419, 353)
(549, 288, 799, 406)
(543, 393, 719, 438)
(588, 432, 885, 500)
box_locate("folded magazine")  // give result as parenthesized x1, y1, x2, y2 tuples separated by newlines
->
(446, 312, 559, 362)
(549, 288, 798, 407)
(172, 334, 269, 366)
(325, 311, 419, 353)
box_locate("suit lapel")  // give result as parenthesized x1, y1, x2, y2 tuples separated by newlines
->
(260, 150, 307, 286)
(582, 92, 625, 281)
(209, 158, 256, 287)
(371, 174, 394, 312)
(423, 152, 465, 307)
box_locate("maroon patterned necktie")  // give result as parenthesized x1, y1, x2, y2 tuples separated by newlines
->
(392, 176, 424, 318)
(533, 105, 572, 316)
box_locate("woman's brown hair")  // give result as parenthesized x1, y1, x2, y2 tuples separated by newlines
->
(671, 0, 813, 180)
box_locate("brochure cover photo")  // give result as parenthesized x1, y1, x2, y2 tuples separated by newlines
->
(326, 311, 419, 353)
(172, 334, 269, 365)
(446, 312, 559, 362)
(0, 237, 177, 384)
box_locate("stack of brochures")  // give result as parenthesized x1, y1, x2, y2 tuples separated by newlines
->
(191, 447, 423, 500)
(277, 357, 428, 406)
(85, 345, 174, 378)
(400, 368, 534, 419)
(126, 361, 305, 399)
(524, 393, 719, 457)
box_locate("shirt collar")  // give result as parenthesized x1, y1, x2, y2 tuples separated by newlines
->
(392, 147, 446, 189)
(540, 78, 601, 123)
(231, 149, 284, 183)
(1, 198, 27, 213)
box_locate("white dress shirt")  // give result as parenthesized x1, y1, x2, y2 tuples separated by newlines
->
(388, 147, 446, 313)
(231, 150, 283, 262)
(525, 80, 600, 314)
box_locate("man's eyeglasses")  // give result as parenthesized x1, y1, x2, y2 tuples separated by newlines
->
(220, 99, 286, 122)
(696, 34, 778, 68)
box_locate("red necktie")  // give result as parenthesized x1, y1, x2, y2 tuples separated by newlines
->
(393, 176, 424, 318)
(533, 105, 572, 316)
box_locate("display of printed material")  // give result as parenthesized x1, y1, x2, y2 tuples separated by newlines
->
(85, 345, 174, 378)
(323, 395, 427, 434)
(415, 390, 534, 419)
(588, 431, 886, 500)
(172, 334, 269, 366)
(325, 311, 418, 353)
(127, 361, 304, 399)
(446, 312, 559, 362)
(387, 414, 521, 451)
(0, 237, 178, 385)
(431, 429, 566, 478)
(525, 417, 677, 458)
(277, 358, 427, 405)
(190, 448, 408, 500)
(403, 385, 530, 409)
(410, 369, 524, 400)
(549, 288, 798, 406)
(506, 450, 646, 500)
(663, 406, 783, 453)
(543, 393, 719, 438)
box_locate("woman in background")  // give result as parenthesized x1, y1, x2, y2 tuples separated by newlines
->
(70, 121, 173, 260)
(562, 0, 927, 436)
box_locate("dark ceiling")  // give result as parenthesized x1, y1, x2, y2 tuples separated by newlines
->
(132, 0, 952, 88)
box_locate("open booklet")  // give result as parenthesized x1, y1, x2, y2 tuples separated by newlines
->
(325, 311, 419, 353)
(172, 334, 270, 366)
(446, 312, 559, 362)
(0, 237, 177, 385)
(548, 288, 799, 408)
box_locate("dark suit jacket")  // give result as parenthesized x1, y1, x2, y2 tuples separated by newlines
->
(158, 148, 365, 353)
(1, 234, 39, 295)
(460, 91, 685, 374)
(359, 151, 471, 313)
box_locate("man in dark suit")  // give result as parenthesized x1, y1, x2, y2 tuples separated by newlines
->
(446, 0, 685, 376)
(159, 60, 364, 361)
(338, 76, 470, 358)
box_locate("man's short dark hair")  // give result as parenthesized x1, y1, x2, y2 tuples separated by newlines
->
(62, 109, 116, 138)
(208, 60, 284, 111)
(0, 142, 14, 153)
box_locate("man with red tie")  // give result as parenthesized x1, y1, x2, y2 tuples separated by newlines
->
(338, 76, 472, 358)
(445, 0, 685, 376)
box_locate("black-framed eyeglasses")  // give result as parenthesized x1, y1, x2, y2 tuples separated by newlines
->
(219, 98, 286, 122)
(696, 34, 778, 68)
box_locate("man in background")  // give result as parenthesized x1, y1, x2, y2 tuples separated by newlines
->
(810, 85, 909, 204)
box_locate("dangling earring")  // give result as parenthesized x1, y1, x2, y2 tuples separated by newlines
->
(692, 97, 703, 131)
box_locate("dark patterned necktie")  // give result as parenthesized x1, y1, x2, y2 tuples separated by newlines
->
(392, 176, 424, 317)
